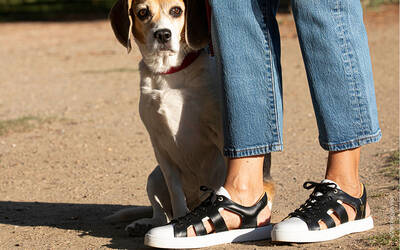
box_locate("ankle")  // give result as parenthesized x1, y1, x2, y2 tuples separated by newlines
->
(326, 148, 362, 197)
(224, 184, 264, 207)
(326, 177, 362, 197)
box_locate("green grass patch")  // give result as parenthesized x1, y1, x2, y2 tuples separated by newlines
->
(380, 151, 400, 181)
(366, 230, 400, 249)
(0, 116, 55, 136)
(366, 0, 400, 7)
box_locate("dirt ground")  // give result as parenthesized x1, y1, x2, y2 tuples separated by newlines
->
(0, 4, 398, 250)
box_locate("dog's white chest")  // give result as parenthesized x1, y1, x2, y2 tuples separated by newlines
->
(139, 74, 184, 139)
(138, 61, 218, 146)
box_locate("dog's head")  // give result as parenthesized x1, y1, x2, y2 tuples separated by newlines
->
(110, 0, 197, 73)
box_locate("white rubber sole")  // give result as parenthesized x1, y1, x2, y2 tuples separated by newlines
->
(144, 225, 273, 249)
(271, 216, 374, 243)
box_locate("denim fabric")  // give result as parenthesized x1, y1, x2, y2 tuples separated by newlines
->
(209, 0, 381, 158)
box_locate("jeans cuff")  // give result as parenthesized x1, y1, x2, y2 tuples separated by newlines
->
(223, 144, 283, 158)
(320, 129, 382, 151)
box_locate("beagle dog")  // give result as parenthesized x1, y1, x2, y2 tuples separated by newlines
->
(106, 0, 275, 236)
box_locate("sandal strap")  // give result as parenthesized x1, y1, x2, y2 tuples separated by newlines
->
(290, 181, 368, 231)
(331, 184, 367, 220)
(172, 188, 268, 237)
(221, 194, 268, 229)
(320, 211, 336, 229)
(193, 219, 207, 236)
(330, 201, 349, 224)
(209, 208, 228, 233)
(357, 184, 367, 220)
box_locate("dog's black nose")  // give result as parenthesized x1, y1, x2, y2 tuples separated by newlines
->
(154, 29, 172, 44)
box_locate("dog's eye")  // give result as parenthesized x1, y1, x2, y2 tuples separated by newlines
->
(169, 7, 183, 18)
(137, 8, 150, 20)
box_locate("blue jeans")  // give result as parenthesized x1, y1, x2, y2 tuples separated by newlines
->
(209, 0, 382, 158)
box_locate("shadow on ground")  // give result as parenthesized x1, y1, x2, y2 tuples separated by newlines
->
(0, 201, 149, 249)
(0, 201, 294, 249)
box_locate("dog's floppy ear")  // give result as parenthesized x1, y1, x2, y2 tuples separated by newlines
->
(184, 0, 210, 50)
(109, 0, 134, 53)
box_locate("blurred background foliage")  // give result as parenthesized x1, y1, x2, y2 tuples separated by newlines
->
(0, 0, 116, 20)
(0, 0, 398, 21)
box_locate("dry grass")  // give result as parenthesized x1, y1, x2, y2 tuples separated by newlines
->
(366, 230, 400, 249)
(380, 151, 400, 181)
(0, 116, 57, 136)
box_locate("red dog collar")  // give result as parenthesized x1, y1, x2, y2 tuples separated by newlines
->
(161, 50, 202, 75)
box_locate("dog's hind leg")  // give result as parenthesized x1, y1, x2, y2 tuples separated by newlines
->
(125, 166, 173, 236)
(146, 165, 172, 221)
(263, 153, 276, 210)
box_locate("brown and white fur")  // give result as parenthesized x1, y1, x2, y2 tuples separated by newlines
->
(106, 0, 275, 235)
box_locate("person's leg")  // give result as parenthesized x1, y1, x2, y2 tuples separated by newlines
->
(203, 0, 282, 233)
(144, 0, 282, 247)
(211, 0, 282, 159)
(224, 157, 265, 206)
(291, 0, 381, 150)
(293, 0, 381, 198)
(185, 0, 282, 235)
(272, 0, 380, 242)
(293, 0, 381, 194)
(321, 148, 371, 229)
(326, 148, 362, 198)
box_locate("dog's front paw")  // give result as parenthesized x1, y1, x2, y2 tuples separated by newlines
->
(125, 218, 164, 237)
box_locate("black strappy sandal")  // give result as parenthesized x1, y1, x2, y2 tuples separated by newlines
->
(272, 180, 374, 243)
(144, 186, 272, 249)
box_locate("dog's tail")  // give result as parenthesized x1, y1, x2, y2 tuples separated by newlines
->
(263, 153, 276, 210)
(104, 206, 153, 223)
